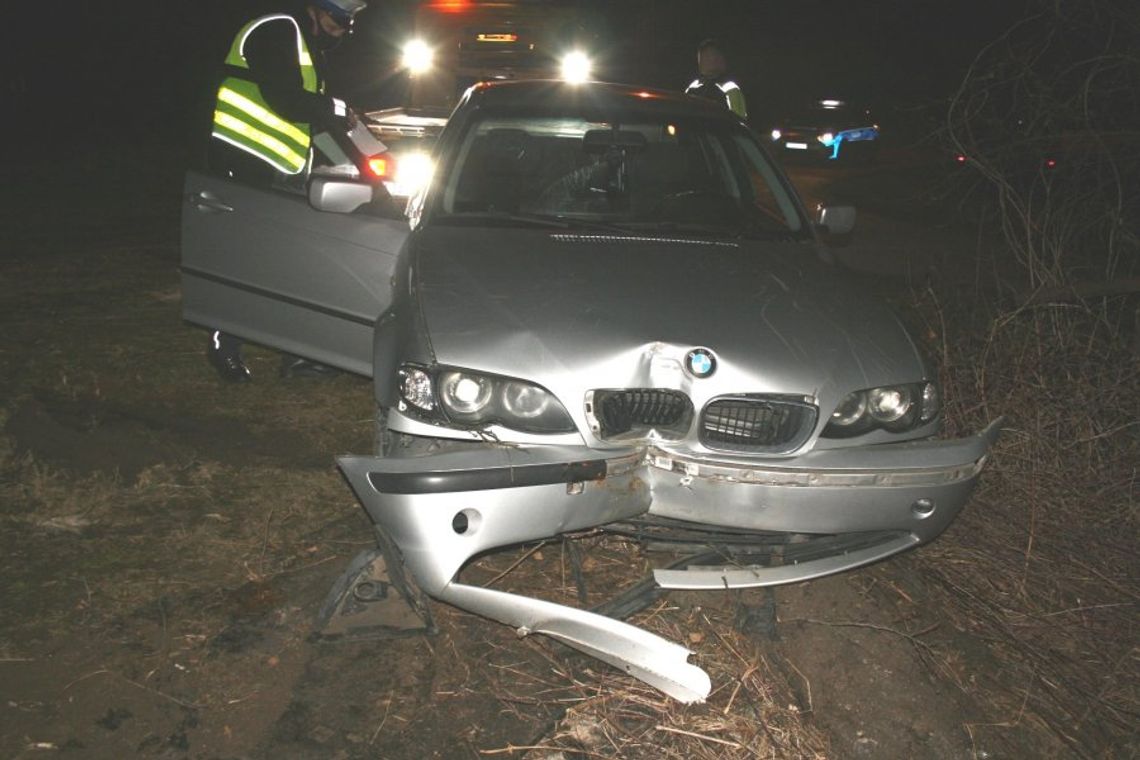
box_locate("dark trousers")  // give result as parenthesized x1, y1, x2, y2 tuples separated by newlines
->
(210, 330, 243, 359)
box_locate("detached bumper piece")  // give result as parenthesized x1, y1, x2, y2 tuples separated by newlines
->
(337, 418, 1001, 702)
(605, 517, 915, 589)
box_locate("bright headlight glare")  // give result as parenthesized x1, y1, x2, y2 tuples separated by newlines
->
(818, 131, 835, 146)
(560, 51, 592, 84)
(830, 391, 867, 426)
(402, 39, 434, 74)
(399, 151, 433, 192)
(399, 367, 435, 410)
(385, 150, 434, 198)
(770, 129, 782, 141)
(440, 372, 493, 415)
(921, 382, 941, 422)
(868, 386, 913, 423)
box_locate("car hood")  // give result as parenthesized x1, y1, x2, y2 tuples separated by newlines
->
(412, 227, 924, 412)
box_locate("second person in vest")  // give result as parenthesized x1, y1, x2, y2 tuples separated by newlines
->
(684, 39, 747, 121)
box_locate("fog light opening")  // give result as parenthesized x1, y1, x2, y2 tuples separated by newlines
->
(452, 508, 482, 535)
(352, 580, 387, 602)
(911, 498, 936, 519)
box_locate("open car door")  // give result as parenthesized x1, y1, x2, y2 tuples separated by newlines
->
(180, 171, 408, 377)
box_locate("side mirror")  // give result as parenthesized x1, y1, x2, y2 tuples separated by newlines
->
(309, 176, 373, 214)
(816, 204, 856, 236)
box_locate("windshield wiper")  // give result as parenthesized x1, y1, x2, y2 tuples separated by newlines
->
(619, 221, 742, 239)
(437, 211, 571, 229)
(438, 212, 631, 234)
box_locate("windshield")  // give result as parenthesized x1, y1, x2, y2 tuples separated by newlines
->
(434, 113, 807, 239)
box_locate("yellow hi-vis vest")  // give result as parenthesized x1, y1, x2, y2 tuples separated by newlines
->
(212, 15, 321, 175)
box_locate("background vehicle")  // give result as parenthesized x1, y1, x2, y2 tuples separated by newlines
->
(399, 0, 606, 109)
(362, 106, 448, 200)
(770, 98, 881, 163)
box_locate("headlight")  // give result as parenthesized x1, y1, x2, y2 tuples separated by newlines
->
(823, 382, 939, 437)
(402, 39, 433, 75)
(501, 381, 552, 419)
(817, 131, 836, 147)
(868, 386, 913, 423)
(560, 51, 592, 84)
(396, 364, 575, 433)
(829, 390, 867, 427)
(920, 382, 940, 422)
(382, 150, 435, 198)
(440, 372, 493, 415)
(398, 367, 435, 410)
(770, 129, 782, 141)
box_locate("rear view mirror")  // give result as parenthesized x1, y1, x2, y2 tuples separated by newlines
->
(583, 129, 648, 154)
(816, 204, 856, 236)
(308, 177, 374, 214)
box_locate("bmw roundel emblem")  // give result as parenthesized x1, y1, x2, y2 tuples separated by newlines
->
(685, 348, 717, 378)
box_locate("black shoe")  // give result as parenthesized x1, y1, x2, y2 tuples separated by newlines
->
(280, 355, 338, 379)
(209, 351, 252, 383)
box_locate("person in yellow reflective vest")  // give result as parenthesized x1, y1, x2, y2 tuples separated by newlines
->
(684, 39, 748, 121)
(206, 0, 368, 383)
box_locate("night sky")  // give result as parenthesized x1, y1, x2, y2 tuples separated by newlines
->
(15, 0, 1030, 158)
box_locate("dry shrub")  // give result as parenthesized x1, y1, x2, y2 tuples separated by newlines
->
(928, 9, 1139, 750)
(943, 0, 1139, 293)
(909, 285, 1139, 756)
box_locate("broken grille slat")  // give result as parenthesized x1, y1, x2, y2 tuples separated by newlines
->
(594, 389, 693, 438)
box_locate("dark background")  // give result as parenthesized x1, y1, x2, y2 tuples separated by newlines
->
(12, 0, 1029, 157)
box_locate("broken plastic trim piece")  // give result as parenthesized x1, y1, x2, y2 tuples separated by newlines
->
(436, 582, 711, 704)
(654, 533, 919, 590)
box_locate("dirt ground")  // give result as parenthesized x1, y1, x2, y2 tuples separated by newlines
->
(1, 148, 1133, 759)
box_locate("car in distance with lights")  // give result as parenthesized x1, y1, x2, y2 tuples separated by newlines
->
(181, 80, 1000, 704)
(770, 98, 881, 163)
(399, 0, 606, 110)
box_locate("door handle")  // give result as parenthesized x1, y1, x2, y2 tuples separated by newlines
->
(188, 191, 234, 213)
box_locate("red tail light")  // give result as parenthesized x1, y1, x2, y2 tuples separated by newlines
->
(428, 0, 471, 12)
(367, 154, 394, 180)
(1044, 157, 1057, 169)
(955, 154, 967, 165)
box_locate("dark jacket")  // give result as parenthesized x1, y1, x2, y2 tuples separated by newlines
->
(240, 10, 343, 133)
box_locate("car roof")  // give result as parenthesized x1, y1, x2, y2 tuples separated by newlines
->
(465, 80, 736, 120)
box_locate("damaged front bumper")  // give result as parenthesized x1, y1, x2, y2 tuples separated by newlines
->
(337, 418, 1002, 701)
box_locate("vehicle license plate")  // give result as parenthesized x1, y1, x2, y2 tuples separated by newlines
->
(785, 142, 808, 150)
(477, 33, 518, 43)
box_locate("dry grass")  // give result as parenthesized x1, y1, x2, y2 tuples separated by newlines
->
(907, 286, 1139, 757)
(446, 535, 829, 758)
